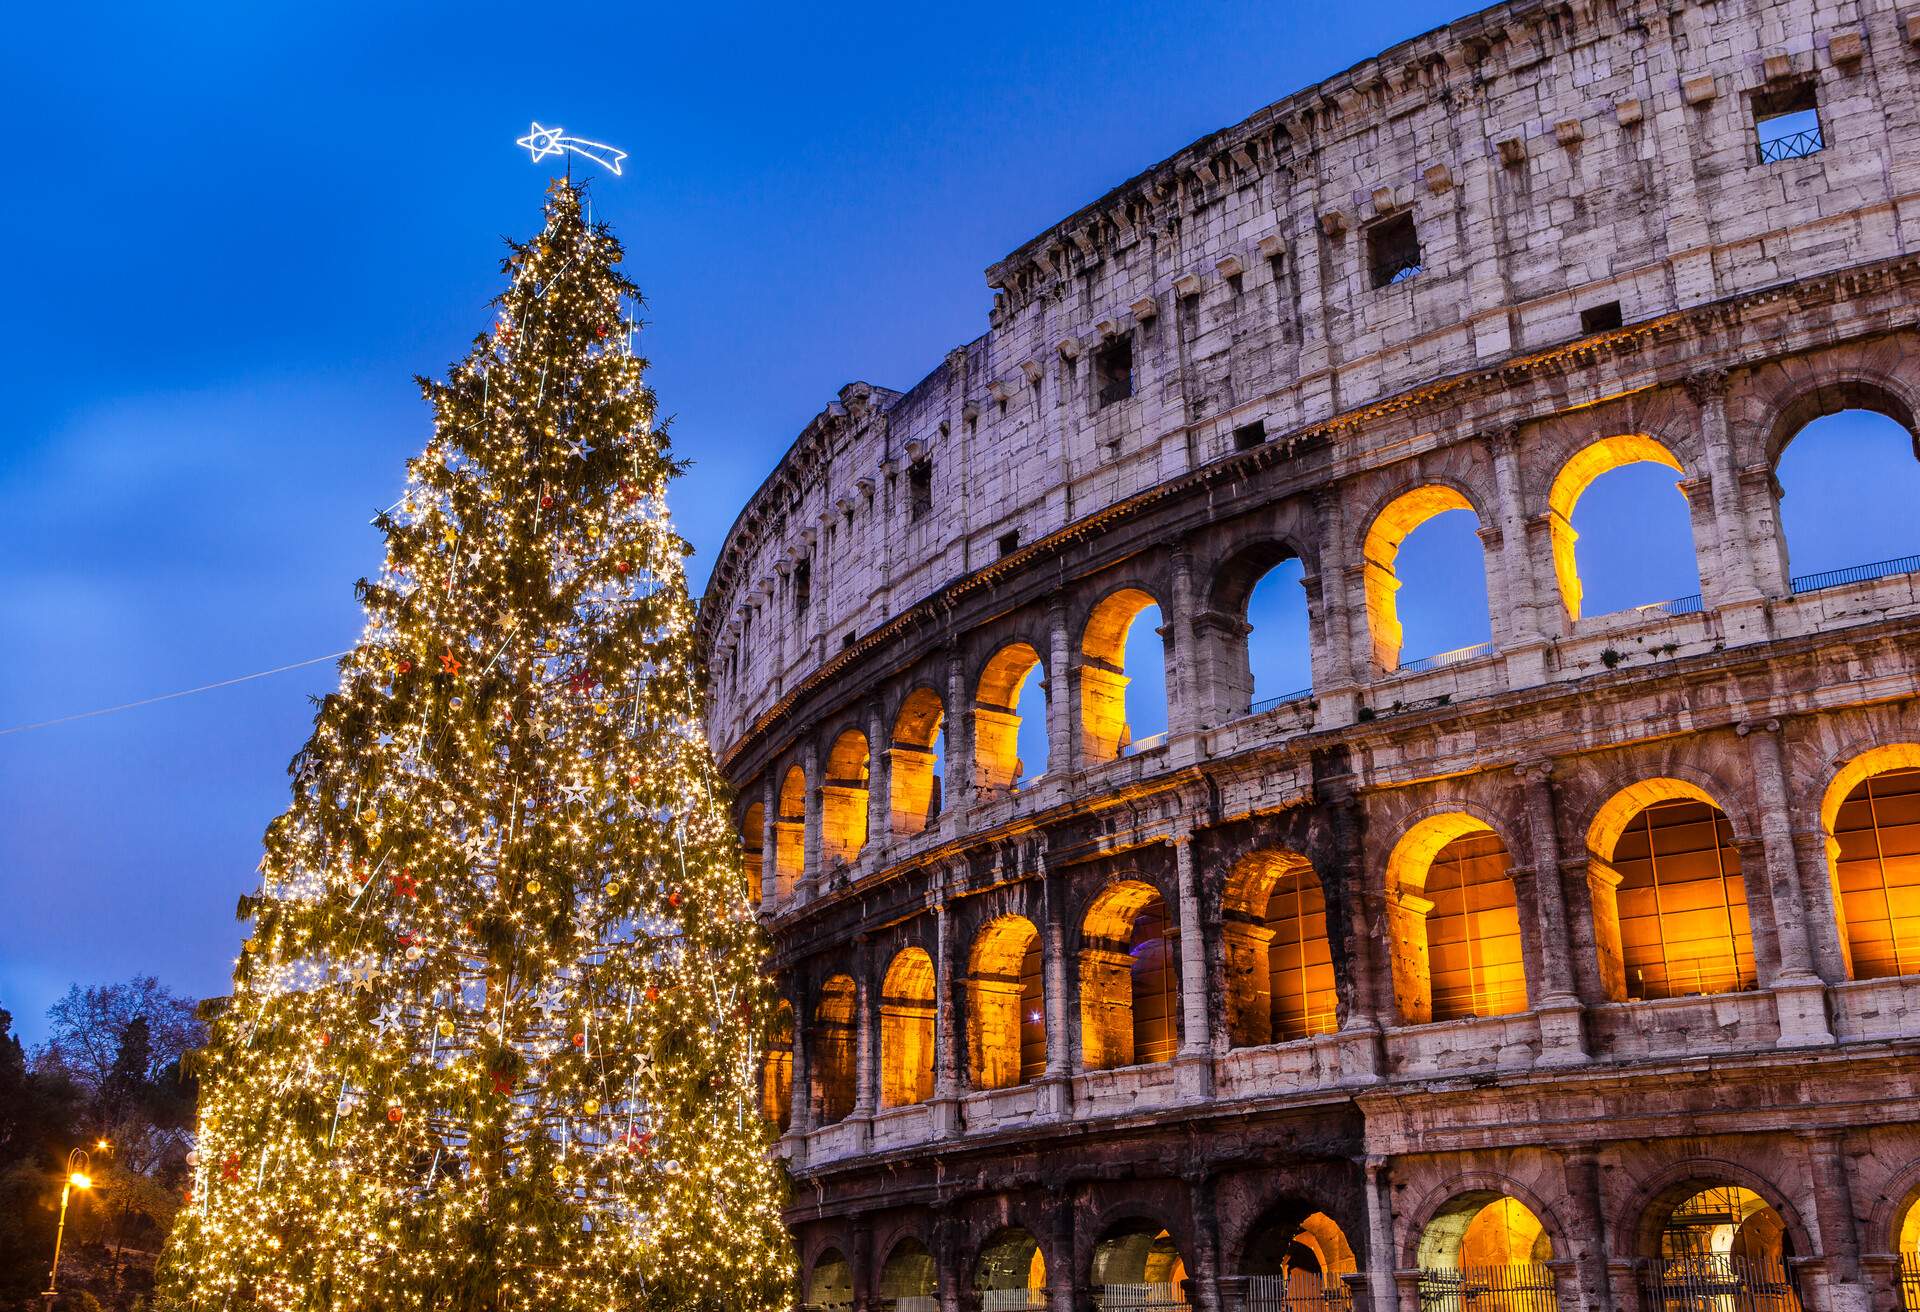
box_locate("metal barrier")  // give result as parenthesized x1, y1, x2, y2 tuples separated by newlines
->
(1095, 1282, 1187, 1311)
(1759, 127, 1823, 163)
(1248, 688, 1314, 716)
(1398, 641, 1496, 675)
(1630, 593, 1704, 619)
(892, 1298, 940, 1312)
(1900, 1252, 1920, 1312)
(1636, 1255, 1801, 1311)
(979, 1291, 1047, 1312)
(1415, 1264, 1559, 1312)
(1789, 552, 1920, 595)
(1244, 1271, 1354, 1312)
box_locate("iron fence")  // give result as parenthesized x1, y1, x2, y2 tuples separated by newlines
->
(1415, 1264, 1559, 1312)
(1900, 1252, 1920, 1312)
(1790, 552, 1920, 595)
(1094, 1282, 1187, 1312)
(1244, 1271, 1354, 1312)
(1630, 592, 1704, 619)
(1376, 256, 1424, 286)
(1758, 127, 1823, 163)
(1248, 688, 1315, 716)
(1398, 641, 1496, 675)
(1636, 1254, 1801, 1312)
(979, 1291, 1047, 1312)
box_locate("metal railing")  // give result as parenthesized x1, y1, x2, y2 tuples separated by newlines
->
(1244, 1271, 1354, 1312)
(1415, 1264, 1559, 1312)
(892, 1298, 940, 1312)
(1900, 1251, 1920, 1311)
(1122, 731, 1169, 757)
(1399, 641, 1496, 674)
(1095, 1282, 1187, 1311)
(1636, 1255, 1800, 1311)
(1249, 688, 1314, 716)
(1790, 552, 1920, 595)
(980, 1291, 1048, 1312)
(1759, 127, 1823, 163)
(1628, 592, 1705, 619)
(1375, 256, 1424, 287)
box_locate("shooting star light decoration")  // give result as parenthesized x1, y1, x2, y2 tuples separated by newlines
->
(517, 122, 628, 176)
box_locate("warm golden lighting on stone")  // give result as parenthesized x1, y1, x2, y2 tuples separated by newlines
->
(1222, 850, 1337, 1046)
(975, 643, 1044, 790)
(1079, 587, 1162, 761)
(967, 915, 1046, 1089)
(821, 729, 871, 866)
(1362, 484, 1476, 671)
(890, 687, 946, 836)
(1385, 814, 1527, 1023)
(1821, 750, 1920, 981)
(1080, 881, 1178, 1069)
(879, 948, 936, 1108)
(776, 765, 807, 899)
(813, 975, 858, 1125)
(1547, 433, 1686, 623)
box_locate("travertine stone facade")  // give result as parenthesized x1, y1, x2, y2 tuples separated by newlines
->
(695, 0, 1920, 1309)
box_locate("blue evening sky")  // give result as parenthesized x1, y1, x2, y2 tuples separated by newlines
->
(2, 2, 1914, 1044)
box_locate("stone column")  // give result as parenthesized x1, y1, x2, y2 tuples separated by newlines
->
(1489, 426, 1549, 683)
(1561, 1149, 1617, 1312)
(1039, 840, 1075, 1119)
(936, 1212, 966, 1312)
(931, 889, 963, 1136)
(1738, 718, 1835, 1045)
(803, 736, 824, 896)
(1173, 829, 1216, 1097)
(1048, 600, 1075, 780)
(761, 774, 781, 907)
(788, 980, 815, 1167)
(1329, 797, 1385, 1083)
(852, 944, 879, 1131)
(1185, 1174, 1224, 1312)
(1516, 763, 1589, 1065)
(1687, 371, 1768, 636)
(945, 648, 974, 815)
(1311, 486, 1361, 724)
(852, 1217, 875, 1312)
(1164, 547, 1199, 760)
(1363, 1156, 1399, 1312)
(1047, 1189, 1079, 1312)
(867, 701, 890, 859)
(1801, 1130, 1870, 1312)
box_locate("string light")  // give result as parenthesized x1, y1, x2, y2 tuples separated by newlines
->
(156, 179, 793, 1312)
(517, 122, 629, 175)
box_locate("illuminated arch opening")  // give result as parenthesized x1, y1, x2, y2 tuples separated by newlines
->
(879, 948, 936, 1108)
(891, 687, 946, 836)
(977, 643, 1047, 790)
(812, 974, 857, 1126)
(1820, 746, 1920, 981)
(879, 1237, 938, 1312)
(1092, 1223, 1188, 1310)
(762, 998, 793, 1131)
(807, 1249, 853, 1312)
(1385, 816, 1528, 1024)
(1081, 588, 1168, 762)
(977, 1227, 1047, 1312)
(1773, 401, 1920, 582)
(1417, 1194, 1554, 1301)
(1363, 486, 1490, 672)
(1548, 434, 1698, 623)
(1210, 542, 1313, 718)
(1641, 1182, 1798, 1307)
(1898, 1189, 1920, 1255)
(1588, 782, 1754, 1001)
(821, 729, 871, 866)
(967, 915, 1046, 1090)
(1080, 881, 1180, 1071)
(1221, 851, 1337, 1047)
(740, 801, 765, 907)
(1240, 1206, 1357, 1312)
(776, 766, 807, 900)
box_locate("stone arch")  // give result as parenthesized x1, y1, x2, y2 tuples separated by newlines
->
(1090, 1215, 1190, 1305)
(1207, 536, 1317, 718)
(1764, 377, 1920, 592)
(975, 1226, 1048, 1310)
(1584, 779, 1754, 1002)
(812, 974, 858, 1125)
(776, 764, 807, 900)
(966, 914, 1046, 1090)
(976, 641, 1047, 791)
(821, 728, 871, 865)
(891, 685, 946, 836)
(1079, 879, 1180, 1071)
(1819, 743, 1920, 981)
(1360, 483, 1492, 672)
(762, 996, 793, 1131)
(1221, 850, 1338, 1047)
(1546, 433, 1696, 624)
(1237, 1199, 1359, 1310)
(1079, 585, 1168, 763)
(1870, 1161, 1920, 1256)
(807, 1245, 854, 1311)
(878, 1235, 939, 1308)
(1406, 1174, 1565, 1272)
(879, 947, 936, 1108)
(740, 799, 765, 906)
(1761, 372, 1920, 471)
(1384, 813, 1529, 1024)
(1623, 1158, 1816, 1267)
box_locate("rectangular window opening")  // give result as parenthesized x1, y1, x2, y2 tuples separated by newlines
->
(1580, 301, 1624, 334)
(1753, 82, 1823, 164)
(1368, 211, 1422, 288)
(842, 631, 858, 650)
(1233, 419, 1268, 451)
(908, 458, 933, 521)
(997, 530, 1020, 558)
(793, 558, 811, 615)
(1094, 335, 1134, 409)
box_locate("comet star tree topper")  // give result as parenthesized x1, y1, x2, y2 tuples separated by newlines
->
(156, 179, 794, 1312)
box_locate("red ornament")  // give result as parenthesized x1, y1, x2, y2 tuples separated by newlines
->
(221, 1153, 241, 1182)
(387, 1107, 404, 1124)
(320, 1031, 331, 1046)
(620, 482, 639, 504)
(391, 870, 418, 898)
(667, 891, 681, 908)
(595, 324, 609, 338)
(645, 986, 660, 1003)
(540, 494, 555, 509)
(491, 1069, 514, 1096)
(572, 1033, 586, 1047)
(397, 659, 413, 674)
(439, 651, 463, 676)
(616, 561, 631, 574)
(397, 933, 414, 947)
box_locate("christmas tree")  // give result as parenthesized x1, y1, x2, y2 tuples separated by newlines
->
(157, 181, 794, 1312)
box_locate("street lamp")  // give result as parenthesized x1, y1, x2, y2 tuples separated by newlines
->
(44, 1146, 93, 1302)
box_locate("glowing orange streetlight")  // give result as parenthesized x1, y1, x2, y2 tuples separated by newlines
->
(43, 1147, 93, 1301)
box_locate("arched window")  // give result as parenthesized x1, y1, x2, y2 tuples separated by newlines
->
(762, 998, 793, 1131)
(1363, 486, 1494, 672)
(1773, 403, 1920, 585)
(1245, 557, 1313, 710)
(976, 643, 1047, 789)
(879, 1238, 938, 1312)
(966, 916, 1046, 1090)
(1240, 1207, 1357, 1312)
(821, 729, 870, 865)
(1222, 851, 1337, 1048)
(1092, 1224, 1188, 1311)
(1548, 434, 1701, 622)
(1386, 816, 1528, 1024)
(1417, 1193, 1555, 1303)
(807, 1249, 853, 1312)
(812, 975, 857, 1125)
(740, 801, 765, 907)
(1588, 783, 1754, 1000)
(1080, 882, 1179, 1070)
(1640, 1182, 1797, 1308)
(1209, 543, 1313, 721)
(1081, 588, 1168, 761)
(890, 687, 946, 836)
(1820, 747, 1920, 980)
(879, 948, 935, 1108)
(776, 766, 807, 899)
(976, 1227, 1047, 1312)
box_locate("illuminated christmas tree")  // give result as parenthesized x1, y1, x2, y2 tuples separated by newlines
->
(158, 181, 793, 1312)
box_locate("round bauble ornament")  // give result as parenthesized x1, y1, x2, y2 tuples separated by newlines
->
(541, 495, 554, 509)
(406, 945, 424, 962)
(526, 878, 542, 894)
(387, 1107, 404, 1124)
(436, 1018, 454, 1038)
(571, 1033, 585, 1047)
(397, 660, 413, 674)
(450, 696, 464, 710)
(583, 1098, 600, 1115)
(604, 880, 622, 896)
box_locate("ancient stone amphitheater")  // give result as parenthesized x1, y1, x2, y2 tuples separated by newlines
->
(695, 0, 1920, 1309)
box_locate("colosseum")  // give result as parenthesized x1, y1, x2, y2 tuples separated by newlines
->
(695, 0, 1920, 1309)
